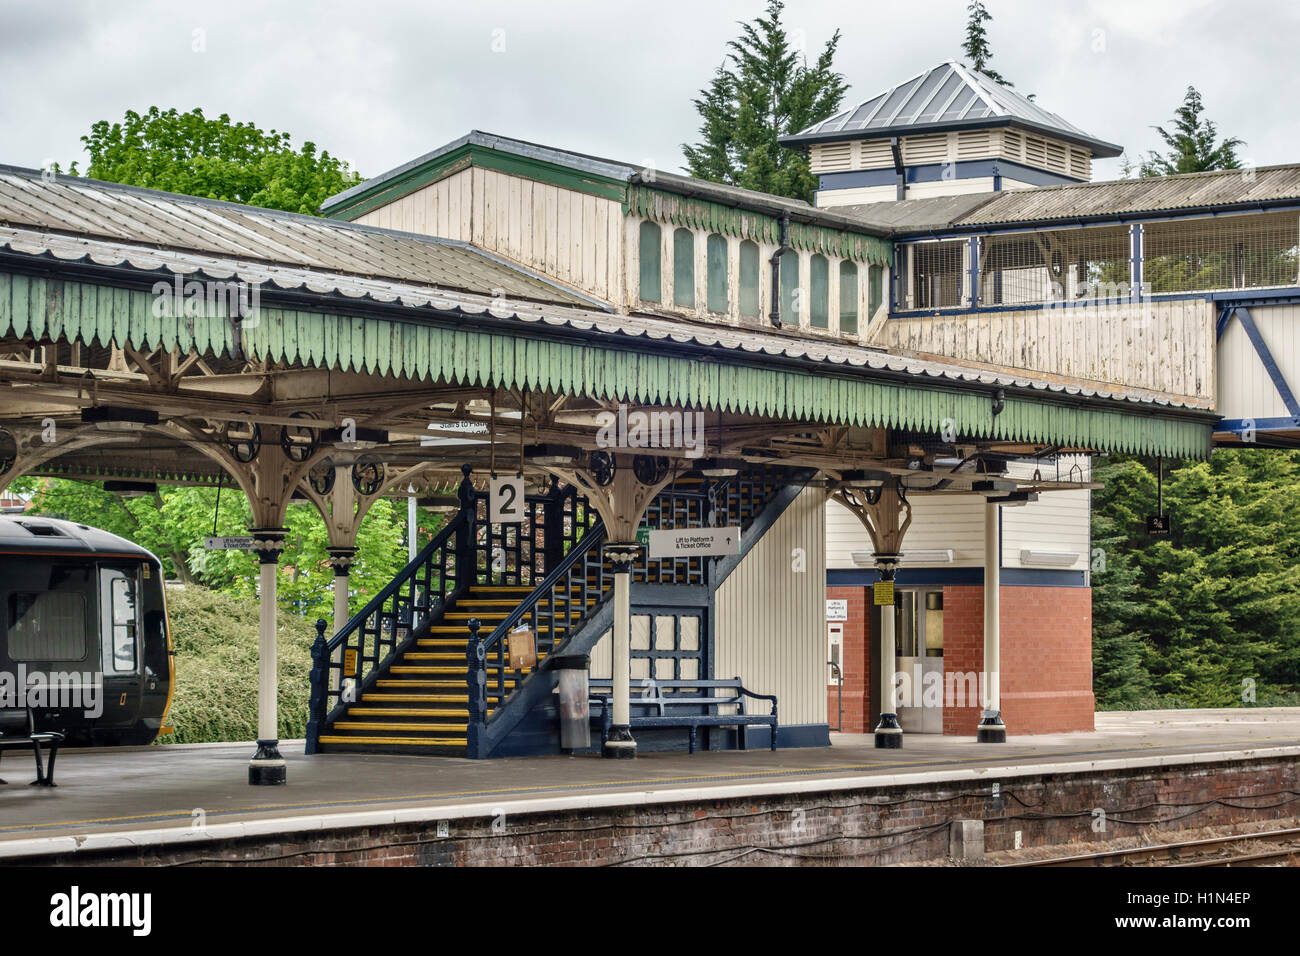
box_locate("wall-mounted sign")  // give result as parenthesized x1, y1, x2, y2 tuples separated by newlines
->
(873, 580, 895, 606)
(343, 648, 358, 677)
(490, 476, 526, 523)
(826, 599, 848, 621)
(204, 536, 253, 550)
(647, 527, 740, 558)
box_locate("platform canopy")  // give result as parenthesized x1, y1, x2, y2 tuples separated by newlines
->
(0, 165, 1216, 497)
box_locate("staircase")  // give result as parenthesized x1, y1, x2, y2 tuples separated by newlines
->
(306, 468, 805, 757)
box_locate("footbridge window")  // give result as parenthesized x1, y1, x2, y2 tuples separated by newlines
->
(810, 254, 829, 329)
(839, 261, 859, 334)
(707, 233, 728, 313)
(739, 240, 760, 318)
(639, 220, 662, 303)
(907, 240, 965, 310)
(1143, 211, 1300, 294)
(978, 225, 1129, 306)
(673, 228, 695, 308)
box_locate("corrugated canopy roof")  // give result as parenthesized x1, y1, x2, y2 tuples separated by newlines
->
(847, 163, 1300, 235)
(0, 166, 594, 307)
(784, 60, 1122, 158)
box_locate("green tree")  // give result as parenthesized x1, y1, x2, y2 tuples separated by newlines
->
(682, 0, 848, 202)
(1139, 87, 1244, 177)
(962, 1, 1013, 87)
(66, 106, 360, 214)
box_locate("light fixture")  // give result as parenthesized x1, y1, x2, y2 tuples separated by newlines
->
(986, 491, 1037, 506)
(417, 494, 461, 513)
(699, 457, 743, 478)
(103, 480, 157, 497)
(81, 406, 158, 431)
(841, 469, 890, 488)
(524, 443, 581, 467)
(901, 549, 954, 565)
(1020, 549, 1080, 567)
(971, 479, 1016, 493)
(322, 426, 387, 449)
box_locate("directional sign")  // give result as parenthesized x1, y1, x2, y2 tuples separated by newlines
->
(490, 476, 526, 523)
(826, 599, 848, 621)
(647, 526, 740, 559)
(204, 536, 253, 550)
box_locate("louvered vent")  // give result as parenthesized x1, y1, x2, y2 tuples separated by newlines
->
(811, 142, 853, 173)
(903, 134, 949, 165)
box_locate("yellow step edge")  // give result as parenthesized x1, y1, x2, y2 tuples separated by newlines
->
(362, 694, 493, 703)
(332, 722, 468, 733)
(346, 708, 467, 718)
(317, 736, 466, 747)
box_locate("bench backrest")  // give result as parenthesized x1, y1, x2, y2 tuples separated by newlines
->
(588, 679, 745, 716)
(0, 707, 33, 737)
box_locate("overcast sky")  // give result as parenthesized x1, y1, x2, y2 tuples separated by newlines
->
(1, 0, 1297, 188)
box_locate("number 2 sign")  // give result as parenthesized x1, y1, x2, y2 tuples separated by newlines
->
(490, 476, 526, 523)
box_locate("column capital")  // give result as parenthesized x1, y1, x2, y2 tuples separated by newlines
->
(327, 546, 358, 574)
(602, 541, 643, 572)
(249, 527, 289, 564)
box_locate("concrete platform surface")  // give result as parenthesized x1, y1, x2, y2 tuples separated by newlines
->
(1, 707, 1297, 858)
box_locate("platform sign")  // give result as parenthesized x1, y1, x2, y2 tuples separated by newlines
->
(826, 599, 848, 621)
(873, 580, 895, 606)
(647, 526, 740, 559)
(1146, 513, 1171, 536)
(204, 536, 253, 550)
(489, 476, 526, 523)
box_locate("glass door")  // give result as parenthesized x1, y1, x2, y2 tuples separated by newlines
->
(895, 589, 944, 733)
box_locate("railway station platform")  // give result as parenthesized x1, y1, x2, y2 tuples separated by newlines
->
(2, 708, 1297, 866)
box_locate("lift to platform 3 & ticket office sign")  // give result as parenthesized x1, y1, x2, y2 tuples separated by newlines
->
(647, 527, 741, 558)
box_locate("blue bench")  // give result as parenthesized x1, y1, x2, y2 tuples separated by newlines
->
(589, 678, 777, 754)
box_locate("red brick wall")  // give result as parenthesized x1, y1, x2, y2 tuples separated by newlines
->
(828, 583, 1095, 737)
(826, 586, 870, 732)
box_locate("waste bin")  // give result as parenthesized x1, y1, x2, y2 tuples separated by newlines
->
(552, 654, 590, 752)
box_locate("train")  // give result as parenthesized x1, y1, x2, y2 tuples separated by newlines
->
(0, 515, 173, 745)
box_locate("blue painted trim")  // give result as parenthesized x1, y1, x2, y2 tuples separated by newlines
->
(967, 236, 981, 308)
(1217, 417, 1300, 433)
(1129, 223, 1143, 302)
(818, 159, 1081, 192)
(1232, 307, 1300, 417)
(826, 567, 1088, 587)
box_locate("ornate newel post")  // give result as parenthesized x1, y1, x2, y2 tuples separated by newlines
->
(978, 500, 1007, 742)
(305, 619, 328, 755)
(249, 526, 289, 785)
(602, 541, 643, 759)
(465, 617, 486, 758)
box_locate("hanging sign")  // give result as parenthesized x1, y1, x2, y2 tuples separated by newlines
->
(873, 580, 895, 606)
(647, 526, 740, 558)
(1145, 514, 1171, 537)
(490, 476, 526, 523)
(826, 599, 848, 621)
(204, 536, 253, 550)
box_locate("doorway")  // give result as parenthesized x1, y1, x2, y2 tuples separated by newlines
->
(895, 589, 944, 733)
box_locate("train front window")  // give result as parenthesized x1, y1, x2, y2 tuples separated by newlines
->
(101, 568, 138, 672)
(6, 586, 88, 661)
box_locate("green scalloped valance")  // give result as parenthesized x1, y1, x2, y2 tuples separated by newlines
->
(626, 185, 892, 268)
(0, 272, 1212, 458)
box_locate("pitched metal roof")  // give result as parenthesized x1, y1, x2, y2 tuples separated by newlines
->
(847, 163, 1300, 235)
(783, 60, 1122, 158)
(0, 166, 596, 308)
(319, 130, 889, 237)
(952, 163, 1300, 227)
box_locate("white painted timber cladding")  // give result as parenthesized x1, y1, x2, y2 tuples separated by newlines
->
(1217, 304, 1300, 421)
(354, 167, 625, 302)
(1001, 457, 1091, 572)
(587, 487, 828, 725)
(875, 297, 1216, 405)
(715, 486, 827, 725)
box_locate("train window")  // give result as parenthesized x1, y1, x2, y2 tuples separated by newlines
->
(6, 590, 87, 661)
(102, 569, 138, 672)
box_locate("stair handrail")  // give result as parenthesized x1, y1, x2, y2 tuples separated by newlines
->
(306, 467, 478, 752)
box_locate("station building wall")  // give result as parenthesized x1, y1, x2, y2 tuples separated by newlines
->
(825, 460, 1094, 736)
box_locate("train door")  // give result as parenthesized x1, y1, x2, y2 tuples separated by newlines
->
(895, 589, 944, 733)
(98, 564, 143, 729)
